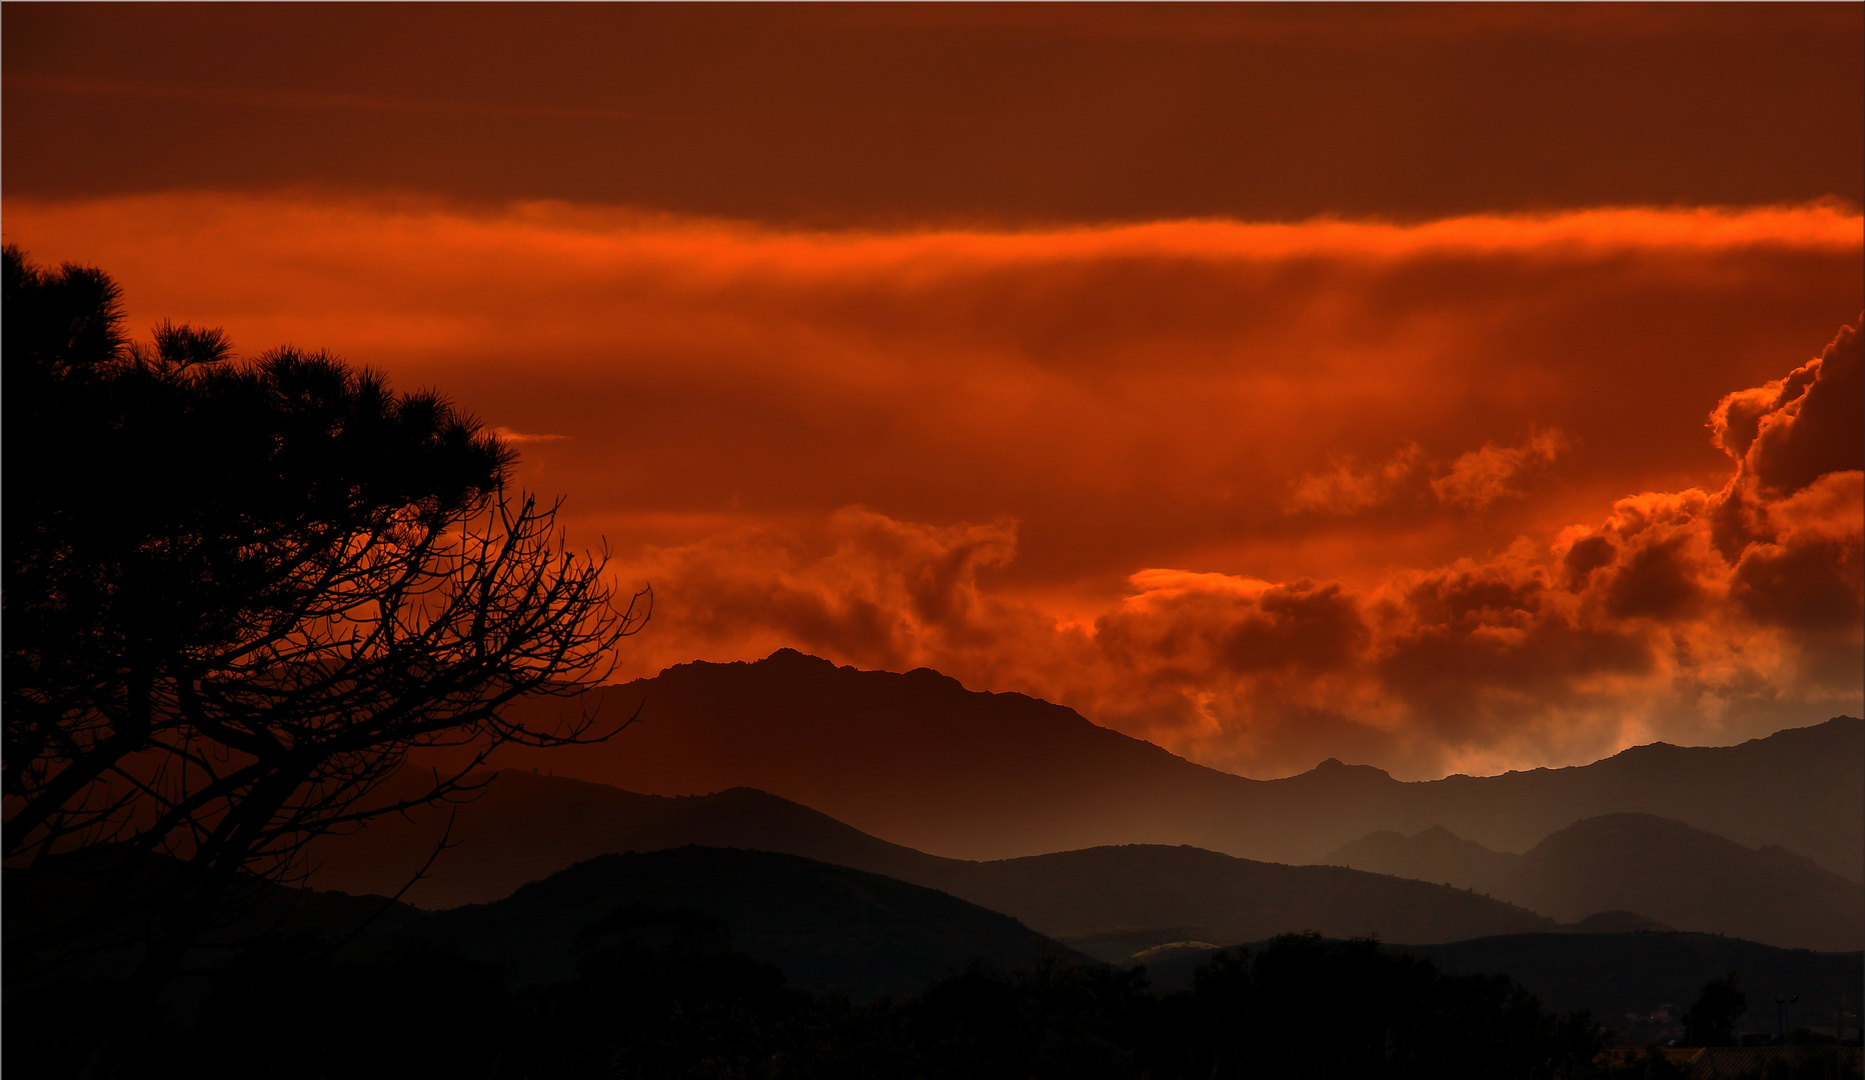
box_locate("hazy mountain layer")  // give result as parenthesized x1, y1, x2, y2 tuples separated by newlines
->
(1324, 813, 1864, 952)
(926, 844, 1556, 944)
(308, 771, 937, 909)
(472, 651, 1863, 879)
(310, 774, 1559, 944)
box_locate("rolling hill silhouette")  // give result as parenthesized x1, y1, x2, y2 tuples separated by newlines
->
(374, 846, 1089, 997)
(1324, 813, 1864, 952)
(473, 651, 1863, 880)
(927, 843, 1557, 944)
(309, 774, 1559, 945)
(7, 845, 1100, 1003)
(307, 771, 938, 908)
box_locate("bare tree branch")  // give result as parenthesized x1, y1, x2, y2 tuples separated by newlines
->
(2, 247, 652, 1056)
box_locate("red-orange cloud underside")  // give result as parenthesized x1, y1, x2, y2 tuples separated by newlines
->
(6, 195, 1861, 778)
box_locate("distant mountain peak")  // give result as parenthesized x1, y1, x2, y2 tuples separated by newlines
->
(762, 647, 838, 668)
(901, 665, 965, 688)
(1309, 758, 1394, 781)
(651, 649, 846, 682)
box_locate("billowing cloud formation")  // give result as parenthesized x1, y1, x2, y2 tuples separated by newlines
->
(630, 509, 1026, 673)
(1710, 322, 1865, 634)
(4, 195, 1859, 778)
(624, 327, 1860, 779)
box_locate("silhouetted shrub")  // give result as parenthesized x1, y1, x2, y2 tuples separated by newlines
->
(1683, 971, 1747, 1047)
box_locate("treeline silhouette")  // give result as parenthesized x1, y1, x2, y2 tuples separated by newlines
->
(19, 920, 1843, 1080)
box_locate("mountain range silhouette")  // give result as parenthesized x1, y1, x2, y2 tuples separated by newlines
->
(283, 647, 1865, 1034)
(461, 650, 1861, 879)
(24, 637, 1864, 1050)
(308, 775, 1560, 946)
(307, 651, 1862, 953)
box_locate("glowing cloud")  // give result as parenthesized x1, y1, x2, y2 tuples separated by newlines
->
(1432, 428, 1569, 511)
(4, 194, 1858, 778)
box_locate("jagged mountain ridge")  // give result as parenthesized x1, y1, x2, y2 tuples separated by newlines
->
(471, 650, 1862, 879)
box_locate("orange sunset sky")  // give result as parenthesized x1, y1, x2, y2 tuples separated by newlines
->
(5, 4, 1861, 780)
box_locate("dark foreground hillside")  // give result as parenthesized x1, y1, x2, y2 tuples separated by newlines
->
(2, 853, 425, 991)
(11, 845, 1861, 1079)
(1410, 933, 1865, 1044)
(10, 930, 1660, 1080)
(378, 846, 1087, 997)
(1140, 931, 1865, 1043)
